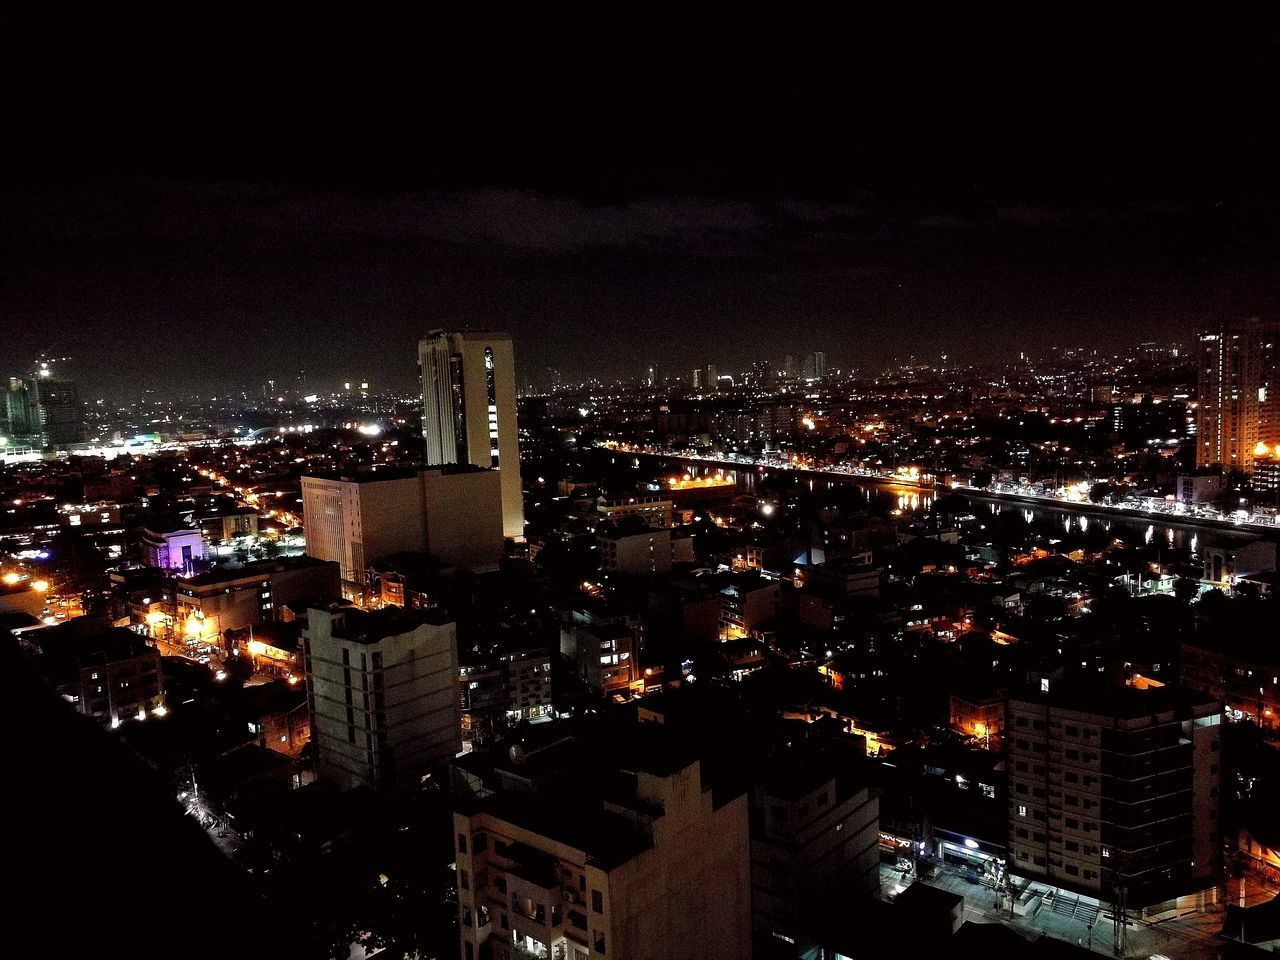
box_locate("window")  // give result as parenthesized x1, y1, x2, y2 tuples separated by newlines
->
(1017, 804, 1028, 817)
(460, 870, 469, 890)
(458, 833, 468, 854)
(591, 890, 603, 913)
(594, 932, 606, 955)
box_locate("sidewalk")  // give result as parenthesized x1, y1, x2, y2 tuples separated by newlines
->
(879, 860, 1278, 959)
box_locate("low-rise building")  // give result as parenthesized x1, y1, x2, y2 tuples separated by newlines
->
(718, 573, 781, 639)
(25, 621, 165, 727)
(175, 555, 340, 643)
(140, 526, 206, 574)
(1177, 470, 1225, 505)
(595, 493, 674, 529)
(561, 621, 639, 696)
(1181, 634, 1279, 731)
(597, 522, 674, 576)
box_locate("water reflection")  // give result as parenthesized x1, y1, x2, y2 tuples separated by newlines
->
(661, 457, 1225, 554)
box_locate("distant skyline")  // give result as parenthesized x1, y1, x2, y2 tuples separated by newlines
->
(5, 171, 1276, 401)
(6, 35, 1280, 401)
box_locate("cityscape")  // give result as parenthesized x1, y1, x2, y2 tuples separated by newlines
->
(7, 52, 1280, 960)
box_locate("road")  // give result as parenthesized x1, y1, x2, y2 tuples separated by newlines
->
(880, 859, 1279, 958)
(618, 446, 1280, 541)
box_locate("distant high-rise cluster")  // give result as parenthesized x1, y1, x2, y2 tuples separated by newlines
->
(691, 362, 718, 390)
(1195, 318, 1280, 470)
(3, 359, 84, 449)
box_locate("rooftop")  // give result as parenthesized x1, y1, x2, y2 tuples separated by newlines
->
(178, 554, 335, 587)
(327, 605, 453, 644)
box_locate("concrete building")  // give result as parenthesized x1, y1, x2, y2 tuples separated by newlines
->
(302, 466, 504, 596)
(175, 556, 340, 644)
(717, 573, 781, 639)
(949, 687, 1005, 751)
(25, 621, 165, 727)
(1196, 318, 1280, 471)
(750, 735, 879, 958)
(1255, 453, 1280, 501)
(1201, 536, 1277, 589)
(1006, 678, 1222, 906)
(419, 330, 524, 539)
(304, 605, 460, 791)
(595, 494, 673, 529)
(597, 523, 673, 576)
(1176, 470, 1225, 505)
(561, 621, 639, 695)
(1181, 634, 1280, 732)
(452, 724, 751, 960)
(458, 647, 555, 750)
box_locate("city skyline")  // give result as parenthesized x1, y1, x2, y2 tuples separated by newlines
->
(6, 162, 1280, 400)
(6, 27, 1280, 959)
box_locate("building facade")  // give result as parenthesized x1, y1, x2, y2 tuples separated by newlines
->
(1006, 680, 1221, 906)
(749, 738, 879, 958)
(303, 606, 460, 790)
(453, 730, 751, 960)
(1196, 319, 1280, 471)
(419, 330, 524, 539)
(302, 467, 504, 597)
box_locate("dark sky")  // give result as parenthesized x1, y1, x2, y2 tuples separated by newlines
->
(5, 28, 1280, 398)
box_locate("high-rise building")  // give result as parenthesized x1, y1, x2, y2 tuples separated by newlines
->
(804, 352, 825, 380)
(419, 330, 524, 538)
(4, 362, 84, 448)
(1196, 318, 1280, 471)
(1006, 678, 1221, 906)
(303, 606, 460, 790)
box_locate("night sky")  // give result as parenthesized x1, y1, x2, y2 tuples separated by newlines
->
(5, 31, 1280, 398)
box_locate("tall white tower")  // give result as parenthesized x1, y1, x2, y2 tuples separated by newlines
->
(418, 330, 524, 538)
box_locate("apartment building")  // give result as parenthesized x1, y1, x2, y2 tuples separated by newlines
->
(452, 724, 751, 960)
(750, 735, 879, 958)
(1007, 678, 1221, 906)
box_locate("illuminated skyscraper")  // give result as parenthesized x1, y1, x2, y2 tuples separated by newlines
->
(1195, 319, 1280, 471)
(418, 330, 524, 538)
(4, 359, 83, 448)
